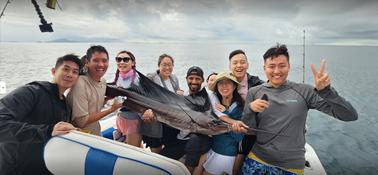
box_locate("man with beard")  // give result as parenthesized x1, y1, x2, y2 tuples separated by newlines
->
(145, 66, 207, 162)
(178, 66, 214, 174)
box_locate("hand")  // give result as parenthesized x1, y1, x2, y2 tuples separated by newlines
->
(250, 99, 269, 112)
(104, 96, 112, 104)
(231, 120, 249, 133)
(311, 59, 331, 91)
(215, 104, 226, 112)
(110, 98, 123, 111)
(51, 121, 77, 136)
(176, 89, 184, 95)
(142, 109, 156, 123)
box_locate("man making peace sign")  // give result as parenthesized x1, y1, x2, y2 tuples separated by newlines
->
(240, 44, 358, 175)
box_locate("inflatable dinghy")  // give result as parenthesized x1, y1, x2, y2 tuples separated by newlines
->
(44, 130, 190, 175)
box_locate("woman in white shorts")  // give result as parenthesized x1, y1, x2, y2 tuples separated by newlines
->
(201, 72, 244, 175)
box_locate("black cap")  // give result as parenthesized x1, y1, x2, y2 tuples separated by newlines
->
(186, 66, 204, 80)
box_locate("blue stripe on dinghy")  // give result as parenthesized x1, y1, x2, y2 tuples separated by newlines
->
(85, 148, 117, 175)
(55, 135, 172, 175)
(101, 127, 115, 139)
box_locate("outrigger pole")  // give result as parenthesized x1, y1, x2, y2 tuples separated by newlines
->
(302, 29, 306, 83)
(0, 0, 12, 19)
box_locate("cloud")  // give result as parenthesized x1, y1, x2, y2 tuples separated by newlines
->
(1, 0, 377, 45)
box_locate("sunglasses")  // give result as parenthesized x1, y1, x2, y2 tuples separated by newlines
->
(115, 57, 132, 63)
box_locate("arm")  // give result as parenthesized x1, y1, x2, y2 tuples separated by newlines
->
(208, 91, 232, 124)
(210, 92, 249, 132)
(307, 85, 358, 121)
(309, 60, 358, 121)
(209, 92, 227, 117)
(68, 79, 122, 128)
(82, 103, 122, 127)
(0, 86, 54, 143)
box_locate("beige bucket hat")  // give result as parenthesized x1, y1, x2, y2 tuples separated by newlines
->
(208, 71, 241, 91)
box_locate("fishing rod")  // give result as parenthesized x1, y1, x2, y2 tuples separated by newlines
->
(245, 127, 289, 137)
(302, 29, 306, 83)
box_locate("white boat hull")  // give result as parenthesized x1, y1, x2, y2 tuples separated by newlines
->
(44, 114, 326, 175)
(44, 130, 190, 175)
(304, 143, 327, 175)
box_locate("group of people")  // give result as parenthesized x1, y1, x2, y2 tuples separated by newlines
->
(0, 43, 358, 175)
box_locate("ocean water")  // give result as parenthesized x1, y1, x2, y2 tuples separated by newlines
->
(1, 42, 377, 174)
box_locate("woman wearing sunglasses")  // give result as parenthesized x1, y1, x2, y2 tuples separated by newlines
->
(112, 50, 142, 147)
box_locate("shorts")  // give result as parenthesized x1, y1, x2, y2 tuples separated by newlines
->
(203, 149, 235, 175)
(238, 134, 256, 155)
(116, 115, 141, 135)
(241, 152, 303, 175)
(161, 139, 187, 160)
(142, 135, 163, 148)
(162, 123, 180, 145)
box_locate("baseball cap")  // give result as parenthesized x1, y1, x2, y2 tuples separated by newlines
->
(186, 66, 204, 80)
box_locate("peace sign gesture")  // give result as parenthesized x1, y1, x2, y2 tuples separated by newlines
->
(310, 59, 331, 91)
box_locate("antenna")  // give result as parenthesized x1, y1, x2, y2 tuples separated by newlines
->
(302, 30, 306, 83)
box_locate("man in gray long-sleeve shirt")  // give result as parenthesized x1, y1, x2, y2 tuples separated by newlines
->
(240, 44, 358, 175)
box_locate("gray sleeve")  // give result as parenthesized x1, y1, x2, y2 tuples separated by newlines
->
(306, 85, 358, 121)
(241, 89, 258, 130)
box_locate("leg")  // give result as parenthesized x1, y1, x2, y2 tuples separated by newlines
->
(161, 140, 187, 160)
(185, 134, 211, 174)
(234, 135, 256, 175)
(202, 170, 214, 175)
(150, 146, 162, 154)
(126, 133, 142, 147)
(185, 165, 195, 174)
(125, 120, 142, 147)
(142, 135, 163, 153)
(233, 154, 244, 175)
(193, 154, 208, 175)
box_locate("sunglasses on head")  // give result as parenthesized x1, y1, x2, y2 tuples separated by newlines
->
(115, 57, 132, 63)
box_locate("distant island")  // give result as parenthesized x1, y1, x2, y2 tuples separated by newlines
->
(46, 37, 121, 43)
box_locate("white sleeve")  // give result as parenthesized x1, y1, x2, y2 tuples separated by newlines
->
(208, 92, 224, 117)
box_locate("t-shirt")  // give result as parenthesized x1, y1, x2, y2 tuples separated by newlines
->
(163, 78, 175, 92)
(116, 73, 141, 120)
(67, 75, 107, 135)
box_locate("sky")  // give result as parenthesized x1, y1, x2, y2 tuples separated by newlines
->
(0, 0, 377, 45)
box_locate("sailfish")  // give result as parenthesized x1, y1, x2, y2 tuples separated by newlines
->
(106, 71, 283, 136)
